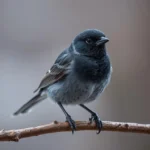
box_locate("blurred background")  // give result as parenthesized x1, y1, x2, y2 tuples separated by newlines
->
(1, 0, 150, 149)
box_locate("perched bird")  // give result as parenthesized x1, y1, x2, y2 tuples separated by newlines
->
(14, 29, 112, 134)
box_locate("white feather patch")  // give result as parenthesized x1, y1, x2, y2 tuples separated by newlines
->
(72, 41, 80, 55)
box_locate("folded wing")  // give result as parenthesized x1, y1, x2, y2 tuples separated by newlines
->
(34, 50, 72, 93)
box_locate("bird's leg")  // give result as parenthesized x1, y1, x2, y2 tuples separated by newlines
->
(79, 104, 102, 134)
(57, 102, 76, 134)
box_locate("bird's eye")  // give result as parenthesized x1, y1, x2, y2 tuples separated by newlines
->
(85, 38, 93, 44)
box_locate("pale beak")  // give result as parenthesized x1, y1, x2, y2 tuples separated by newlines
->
(96, 37, 109, 46)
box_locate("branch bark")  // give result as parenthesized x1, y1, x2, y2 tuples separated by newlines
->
(0, 121, 150, 142)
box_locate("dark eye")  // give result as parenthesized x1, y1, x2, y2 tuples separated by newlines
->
(85, 38, 93, 44)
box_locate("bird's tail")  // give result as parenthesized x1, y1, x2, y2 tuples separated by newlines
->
(13, 92, 47, 116)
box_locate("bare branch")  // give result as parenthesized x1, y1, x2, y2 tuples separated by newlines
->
(0, 121, 150, 142)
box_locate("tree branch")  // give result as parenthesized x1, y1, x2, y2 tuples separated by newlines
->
(0, 121, 150, 142)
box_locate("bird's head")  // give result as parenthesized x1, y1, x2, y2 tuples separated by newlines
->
(71, 29, 109, 57)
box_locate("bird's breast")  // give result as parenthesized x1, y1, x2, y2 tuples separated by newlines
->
(73, 55, 111, 83)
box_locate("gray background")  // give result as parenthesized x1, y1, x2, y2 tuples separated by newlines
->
(1, 0, 150, 150)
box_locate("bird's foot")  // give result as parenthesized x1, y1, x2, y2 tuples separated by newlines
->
(89, 113, 102, 134)
(66, 115, 76, 134)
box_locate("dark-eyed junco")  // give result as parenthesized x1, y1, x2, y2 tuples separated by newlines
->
(14, 29, 112, 134)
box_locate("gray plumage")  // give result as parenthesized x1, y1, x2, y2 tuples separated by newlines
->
(14, 29, 112, 121)
(47, 50, 111, 105)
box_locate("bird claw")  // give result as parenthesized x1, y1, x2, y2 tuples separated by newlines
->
(66, 115, 76, 134)
(89, 113, 102, 134)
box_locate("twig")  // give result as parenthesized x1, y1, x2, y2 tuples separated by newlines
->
(0, 121, 150, 142)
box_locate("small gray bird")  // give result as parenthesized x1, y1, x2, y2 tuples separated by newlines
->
(14, 29, 112, 134)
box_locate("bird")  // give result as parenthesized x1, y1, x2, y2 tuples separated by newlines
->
(13, 29, 112, 134)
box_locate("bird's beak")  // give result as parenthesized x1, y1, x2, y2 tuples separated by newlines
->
(96, 37, 109, 46)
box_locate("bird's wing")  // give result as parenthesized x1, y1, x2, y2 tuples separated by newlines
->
(34, 50, 72, 93)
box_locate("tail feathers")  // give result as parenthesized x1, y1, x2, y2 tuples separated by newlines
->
(13, 92, 47, 116)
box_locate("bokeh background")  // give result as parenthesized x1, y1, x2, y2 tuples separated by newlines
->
(1, 0, 150, 149)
